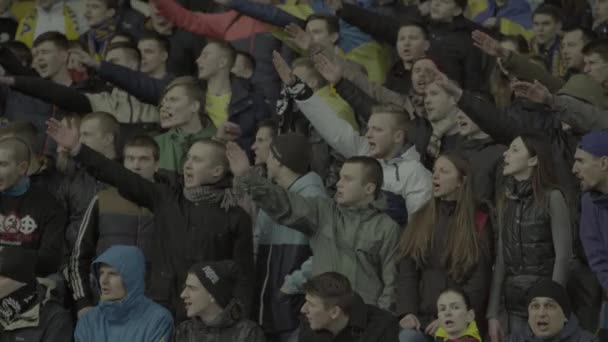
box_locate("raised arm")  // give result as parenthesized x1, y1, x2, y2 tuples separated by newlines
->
(229, 0, 305, 27)
(96, 61, 170, 104)
(338, 3, 401, 44)
(501, 51, 565, 93)
(10, 76, 92, 113)
(457, 91, 520, 145)
(553, 95, 608, 132)
(47, 118, 163, 211)
(228, 142, 327, 236)
(154, 0, 244, 40)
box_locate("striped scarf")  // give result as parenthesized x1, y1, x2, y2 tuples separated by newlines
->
(183, 185, 238, 211)
(86, 17, 116, 61)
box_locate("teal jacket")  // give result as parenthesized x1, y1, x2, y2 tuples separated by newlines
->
(75, 245, 174, 342)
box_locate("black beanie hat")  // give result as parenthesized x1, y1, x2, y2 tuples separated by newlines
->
(270, 133, 311, 175)
(527, 279, 572, 318)
(0, 246, 36, 284)
(189, 260, 237, 308)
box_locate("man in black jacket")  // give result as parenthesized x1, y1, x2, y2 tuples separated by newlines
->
(47, 116, 254, 322)
(298, 272, 399, 342)
(0, 136, 66, 277)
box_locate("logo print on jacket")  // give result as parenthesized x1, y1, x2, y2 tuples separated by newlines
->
(0, 214, 39, 245)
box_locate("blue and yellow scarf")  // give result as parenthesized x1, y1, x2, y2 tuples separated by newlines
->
(15, 4, 79, 47)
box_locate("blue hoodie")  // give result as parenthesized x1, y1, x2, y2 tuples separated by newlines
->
(74, 245, 174, 342)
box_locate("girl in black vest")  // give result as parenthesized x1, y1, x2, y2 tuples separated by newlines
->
(487, 133, 572, 342)
(397, 153, 491, 342)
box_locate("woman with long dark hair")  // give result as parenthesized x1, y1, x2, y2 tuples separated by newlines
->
(397, 153, 491, 342)
(487, 133, 572, 341)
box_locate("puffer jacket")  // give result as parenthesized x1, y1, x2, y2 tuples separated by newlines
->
(506, 315, 597, 342)
(255, 172, 326, 334)
(0, 281, 73, 342)
(239, 170, 400, 310)
(500, 179, 554, 316)
(173, 302, 265, 342)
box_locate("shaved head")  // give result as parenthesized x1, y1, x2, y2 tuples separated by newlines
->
(0, 137, 31, 165)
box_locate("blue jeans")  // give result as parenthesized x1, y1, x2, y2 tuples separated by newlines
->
(399, 328, 429, 342)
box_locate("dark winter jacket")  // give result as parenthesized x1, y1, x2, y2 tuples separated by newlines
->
(9, 75, 161, 146)
(397, 201, 491, 327)
(173, 301, 265, 342)
(506, 315, 597, 342)
(298, 293, 399, 342)
(95, 61, 271, 152)
(337, 4, 487, 92)
(73, 144, 254, 321)
(501, 180, 555, 316)
(457, 137, 506, 206)
(57, 167, 108, 259)
(0, 281, 74, 342)
(0, 179, 66, 277)
(580, 192, 608, 290)
(69, 187, 155, 310)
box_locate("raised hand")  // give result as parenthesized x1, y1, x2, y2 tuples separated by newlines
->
(215, 121, 242, 142)
(427, 65, 463, 100)
(511, 80, 552, 104)
(285, 23, 312, 52)
(226, 142, 251, 177)
(424, 319, 440, 335)
(312, 53, 343, 84)
(399, 313, 421, 330)
(68, 49, 100, 69)
(272, 51, 295, 85)
(472, 30, 509, 59)
(46, 117, 80, 153)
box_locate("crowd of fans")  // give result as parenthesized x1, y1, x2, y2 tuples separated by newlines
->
(0, 0, 607, 341)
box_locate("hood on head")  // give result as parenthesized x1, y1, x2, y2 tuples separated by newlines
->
(92, 245, 145, 303)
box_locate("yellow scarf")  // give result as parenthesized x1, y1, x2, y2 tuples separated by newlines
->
(16, 4, 79, 47)
(435, 321, 482, 342)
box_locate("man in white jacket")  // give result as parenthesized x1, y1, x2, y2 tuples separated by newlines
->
(272, 53, 432, 222)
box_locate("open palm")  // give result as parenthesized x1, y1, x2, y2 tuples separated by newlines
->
(226, 142, 251, 177)
(472, 30, 507, 58)
(46, 118, 80, 151)
(312, 53, 342, 84)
